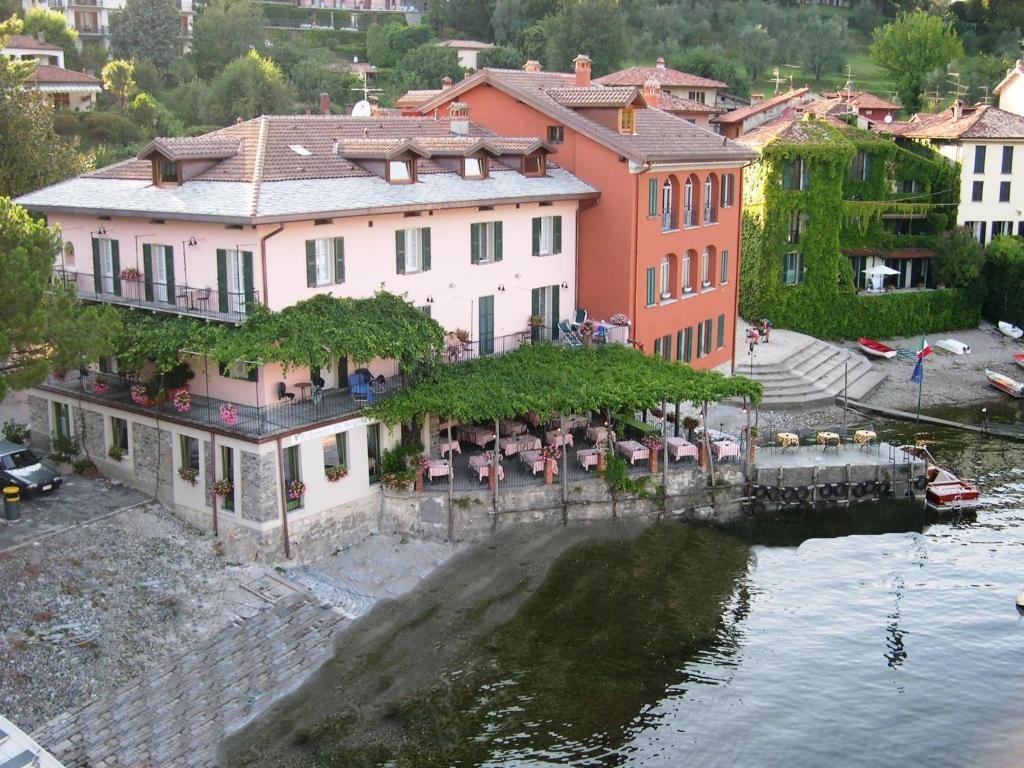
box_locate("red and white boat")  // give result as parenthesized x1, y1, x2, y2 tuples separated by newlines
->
(1014, 352, 1024, 371)
(857, 337, 897, 359)
(925, 465, 981, 512)
(986, 369, 1024, 398)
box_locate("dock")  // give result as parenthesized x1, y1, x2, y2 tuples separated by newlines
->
(837, 397, 1024, 442)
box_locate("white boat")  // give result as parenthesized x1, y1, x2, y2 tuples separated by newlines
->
(935, 338, 971, 355)
(986, 369, 1024, 398)
(998, 321, 1024, 340)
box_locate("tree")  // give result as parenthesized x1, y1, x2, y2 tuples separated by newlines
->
(491, 0, 557, 46)
(426, 0, 495, 41)
(0, 199, 121, 399)
(477, 45, 524, 70)
(737, 25, 775, 84)
(102, 59, 136, 110)
(870, 10, 964, 111)
(23, 9, 81, 72)
(204, 50, 295, 124)
(366, 22, 433, 69)
(797, 13, 849, 82)
(933, 226, 984, 289)
(381, 44, 463, 103)
(670, 46, 744, 95)
(190, 0, 267, 80)
(287, 58, 358, 112)
(542, 0, 628, 76)
(110, 0, 183, 71)
(0, 20, 86, 197)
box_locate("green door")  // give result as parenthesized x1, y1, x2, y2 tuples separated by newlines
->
(479, 295, 494, 356)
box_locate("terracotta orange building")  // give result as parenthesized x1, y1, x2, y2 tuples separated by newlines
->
(419, 56, 756, 371)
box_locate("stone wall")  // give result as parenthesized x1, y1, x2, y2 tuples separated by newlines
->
(27, 394, 49, 450)
(239, 450, 279, 524)
(132, 422, 173, 503)
(73, 406, 105, 461)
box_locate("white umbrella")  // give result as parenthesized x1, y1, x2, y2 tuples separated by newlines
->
(863, 265, 900, 276)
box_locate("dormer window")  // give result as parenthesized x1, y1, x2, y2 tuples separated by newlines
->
(388, 160, 414, 184)
(618, 108, 636, 135)
(464, 156, 486, 179)
(522, 154, 545, 177)
(158, 160, 179, 185)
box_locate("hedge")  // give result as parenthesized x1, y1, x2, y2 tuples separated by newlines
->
(981, 236, 1024, 329)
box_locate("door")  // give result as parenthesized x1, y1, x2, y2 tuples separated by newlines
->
(93, 238, 119, 295)
(337, 356, 349, 390)
(367, 423, 381, 484)
(530, 286, 559, 342)
(228, 249, 246, 314)
(219, 249, 254, 316)
(154, 245, 169, 303)
(479, 295, 494, 356)
(220, 445, 235, 512)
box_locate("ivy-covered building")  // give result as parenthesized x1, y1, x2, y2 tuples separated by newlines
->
(736, 111, 974, 339)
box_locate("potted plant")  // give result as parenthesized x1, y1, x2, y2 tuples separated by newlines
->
(682, 416, 700, 442)
(53, 369, 66, 381)
(540, 444, 560, 485)
(578, 319, 595, 348)
(91, 375, 109, 395)
(413, 454, 429, 492)
(382, 471, 416, 491)
(178, 466, 198, 485)
(287, 479, 306, 501)
(528, 314, 545, 328)
(454, 328, 471, 344)
(325, 464, 348, 482)
(609, 313, 630, 326)
(72, 457, 98, 478)
(643, 435, 662, 473)
(130, 383, 154, 407)
(108, 445, 124, 462)
(212, 478, 234, 497)
(119, 266, 142, 282)
(172, 389, 192, 413)
(220, 403, 239, 426)
(2, 420, 30, 445)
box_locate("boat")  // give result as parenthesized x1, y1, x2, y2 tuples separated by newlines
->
(1015, 352, 1024, 370)
(935, 338, 971, 355)
(985, 369, 1024, 398)
(925, 465, 981, 512)
(998, 321, 1024, 339)
(857, 337, 897, 359)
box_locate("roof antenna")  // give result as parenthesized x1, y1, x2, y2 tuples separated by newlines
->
(332, 139, 339, 154)
(363, 127, 369, 138)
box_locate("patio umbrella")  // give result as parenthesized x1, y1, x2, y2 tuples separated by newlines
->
(862, 265, 901, 276)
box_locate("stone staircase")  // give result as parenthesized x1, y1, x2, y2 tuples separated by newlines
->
(738, 333, 888, 410)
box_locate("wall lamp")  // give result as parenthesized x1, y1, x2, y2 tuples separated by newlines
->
(498, 283, 506, 292)
(560, 281, 569, 289)
(187, 236, 198, 246)
(426, 295, 434, 303)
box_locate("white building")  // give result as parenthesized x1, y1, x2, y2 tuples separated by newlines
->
(888, 103, 1024, 244)
(995, 59, 1024, 117)
(2, 32, 64, 66)
(20, 0, 193, 51)
(435, 39, 494, 70)
(2, 33, 102, 110)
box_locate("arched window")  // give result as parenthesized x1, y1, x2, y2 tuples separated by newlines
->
(63, 241, 75, 265)
(682, 249, 697, 293)
(661, 176, 679, 231)
(702, 246, 717, 287)
(704, 174, 718, 224)
(661, 254, 679, 299)
(684, 174, 700, 227)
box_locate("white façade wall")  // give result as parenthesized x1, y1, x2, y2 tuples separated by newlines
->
(954, 139, 1024, 242)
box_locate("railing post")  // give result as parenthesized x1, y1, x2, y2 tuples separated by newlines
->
(560, 415, 568, 521)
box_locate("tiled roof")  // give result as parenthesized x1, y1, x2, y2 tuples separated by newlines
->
(594, 64, 726, 89)
(657, 91, 722, 114)
(885, 104, 1024, 140)
(714, 88, 813, 125)
(415, 68, 756, 165)
(139, 137, 239, 162)
(15, 115, 598, 222)
(547, 86, 639, 107)
(437, 39, 494, 50)
(394, 89, 442, 109)
(737, 113, 849, 149)
(25, 63, 101, 87)
(3, 34, 62, 51)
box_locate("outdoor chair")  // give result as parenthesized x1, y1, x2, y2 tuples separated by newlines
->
(558, 320, 582, 347)
(193, 288, 211, 312)
(349, 372, 375, 404)
(277, 382, 295, 401)
(571, 308, 588, 329)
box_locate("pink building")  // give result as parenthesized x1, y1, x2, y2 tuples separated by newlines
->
(16, 115, 597, 559)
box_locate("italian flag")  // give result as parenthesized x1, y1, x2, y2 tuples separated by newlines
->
(916, 338, 932, 361)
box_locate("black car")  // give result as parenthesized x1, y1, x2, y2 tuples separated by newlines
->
(0, 440, 62, 495)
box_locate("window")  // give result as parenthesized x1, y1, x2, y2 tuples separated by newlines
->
(720, 249, 729, 284)
(682, 251, 693, 293)
(788, 211, 808, 244)
(682, 326, 693, 362)
(646, 267, 656, 306)
(479, 295, 494, 356)
(531, 285, 560, 341)
(782, 252, 805, 285)
(547, 125, 564, 144)
(716, 314, 726, 349)
(93, 237, 120, 295)
(53, 402, 70, 440)
(463, 157, 485, 178)
(684, 177, 696, 227)
(654, 334, 671, 360)
(396, 228, 430, 274)
(701, 248, 711, 286)
(283, 445, 302, 511)
(179, 434, 199, 472)
(219, 360, 257, 381)
(898, 179, 923, 195)
(782, 157, 809, 190)
(687, 91, 705, 103)
(159, 161, 178, 184)
(51, 92, 70, 108)
(721, 173, 735, 208)
(653, 337, 661, 358)
(305, 237, 345, 286)
(322, 431, 348, 473)
(110, 416, 129, 455)
(523, 154, 545, 176)
(617, 108, 636, 134)
(696, 321, 704, 359)
(388, 160, 413, 183)
(703, 319, 713, 355)
(850, 151, 870, 181)
(972, 181, 984, 202)
(974, 145, 986, 174)
(1000, 182, 1011, 202)
(648, 177, 658, 217)
(532, 216, 562, 256)
(703, 176, 717, 224)
(661, 178, 678, 230)
(367, 424, 382, 484)
(1002, 146, 1014, 174)
(660, 257, 671, 299)
(220, 445, 234, 512)
(470, 221, 503, 263)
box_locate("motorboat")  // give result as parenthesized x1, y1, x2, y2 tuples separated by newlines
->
(925, 465, 981, 512)
(998, 321, 1023, 339)
(1015, 352, 1024, 370)
(985, 369, 1024, 398)
(857, 337, 897, 359)
(935, 338, 971, 355)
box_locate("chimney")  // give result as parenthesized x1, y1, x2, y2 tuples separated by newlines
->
(642, 78, 661, 109)
(751, 93, 764, 104)
(36, 31, 45, 44)
(655, 56, 666, 69)
(573, 54, 592, 88)
(952, 99, 963, 120)
(449, 102, 470, 135)
(319, 92, 330, 116)
(442, 76, 453, 90)
(523, 60, 542, 73)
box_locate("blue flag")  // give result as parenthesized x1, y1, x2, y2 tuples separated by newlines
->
(911, 358, 923, 384)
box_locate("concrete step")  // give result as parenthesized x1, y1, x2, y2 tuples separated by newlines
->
(844, 369, 888, 401)
(758, 391, 837, 410)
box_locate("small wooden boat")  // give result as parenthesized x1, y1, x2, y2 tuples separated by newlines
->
(926, 465, 981, 512)
(1015, 352, 1024, 370)
(935, 338, 971, 355)
(998, 321, 1023, 339)
(857, 337, 897, 359)
(986, 369, 1024, 398)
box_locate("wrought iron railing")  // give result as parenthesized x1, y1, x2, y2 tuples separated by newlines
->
(661, 208, 679, 232)
(55, 268, 258, 324)
(703, 205, 717, 225)
(684, 206, 696, 228)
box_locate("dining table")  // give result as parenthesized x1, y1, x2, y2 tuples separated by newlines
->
(468, 454, 504, 482)
(499, 434, 541, 458)
(424, 459, 452, 482)
(586, 425, 610, 445)
(816, 431, 841, 453)
(775, 432, 800, 450)
(576, 448, 600, 471)
(854, 429, 877, 451)
(519, 450, 558, 476)
(545, 430, 574, 448)
(712, 439, 740, 461)
(459, 425, 497, 448)
(499, 420, 528, 437)
(665, 436, 698, 462)
(615, 440, 649, 465)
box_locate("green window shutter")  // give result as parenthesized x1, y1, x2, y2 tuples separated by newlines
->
(665, 334, 672, 360)
(470, 223, 480, 264)
(646, 267, 655, 305)
(333, 237, 345, 283)
(493, 222, 503, 262)
(110, 240, 121, 296)
(696, 323, 703, 358)
(684, 326, 692, 362)
(142, 244, 153, 302)
(305, 240, 317, 287)
(242, 251, 254, 310)
(395, 230, 406, 274)
(91, 238, 101, 293)
(217, 249, 228, 313)
(421, 228, 431, 271)
(164, 246, 175, 304)
(553, 216, 562, 254)
(717, 314, 725, 348)
(654, 337, 661, 357)
(705, 319, 713, 354)
(531, 287, 541, 317)
(531, 218, 541, 256)
(247, 364, 258, 382)
(676, 330, 683, 360)
(551, 285, 559, 339)
(648, 178, 657, 216)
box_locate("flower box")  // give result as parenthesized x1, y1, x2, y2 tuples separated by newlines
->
(325, 464, 348, 482)
(130, 384, 154, 407)
(178, 467, 198, 485)
(287, 479, 305, 500)
(91, 376, 109, 395)
(171, 388, 192, 414)
(219, 403, 239, 426)
(212, 479, 234, 497)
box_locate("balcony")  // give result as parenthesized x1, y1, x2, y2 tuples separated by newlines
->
(69, 0, 101, 6)
(703, 205, 717, 225)
(661, 208, 679, 232)
(56, 268, 258, 324)
(76, 25, 109, 36)
(684, 206, 696, 228)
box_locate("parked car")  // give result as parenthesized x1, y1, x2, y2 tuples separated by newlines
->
(0, 440, 62, 495)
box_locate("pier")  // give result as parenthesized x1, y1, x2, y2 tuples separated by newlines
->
(838, 397, 1024, 442)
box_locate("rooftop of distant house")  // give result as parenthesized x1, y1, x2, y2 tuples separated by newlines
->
(883, 103, 1024, 141)
(416, 58, 755, 165)
(737, 110, 869, 150)
(821, 89, 901, 112)
(15, 115, 598, 223)
(713, 87, 814, 125)
(994, 59, 1024, 96)
(436, 39, 494, 50)
(657, 90, 723, 115)
(2, 33, 62, 52)
(25, 63, 102, 90)
(594, 57, 727, 89)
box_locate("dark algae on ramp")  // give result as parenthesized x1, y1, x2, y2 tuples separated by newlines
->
(222, 521, 751, 767)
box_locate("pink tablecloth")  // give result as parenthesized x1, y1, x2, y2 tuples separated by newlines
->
(520, 450, 559, 476)
(468, 455, 504, 482)
(712, 440, 740, 461)
(576, 448, 600, 471)
(545, 430, 574, 448)
(500, 420, 528, 437)
(500, 435, 541, 458)
(615, 440, 649, 465)
(666, 437, 698, 462)
(437, 439, 461, 456)
(425, 460, 451, 481)
(459, 426, 496, 447)
(586, 426, 610, 445)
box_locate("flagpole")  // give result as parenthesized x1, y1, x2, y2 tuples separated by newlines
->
(914, 367, 923, 445)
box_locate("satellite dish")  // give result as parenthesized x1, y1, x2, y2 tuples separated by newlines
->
(351, 100, 372, 117)
(884, 113, 893, 123)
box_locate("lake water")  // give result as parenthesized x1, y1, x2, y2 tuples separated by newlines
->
(226, 409, 1024, 768)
